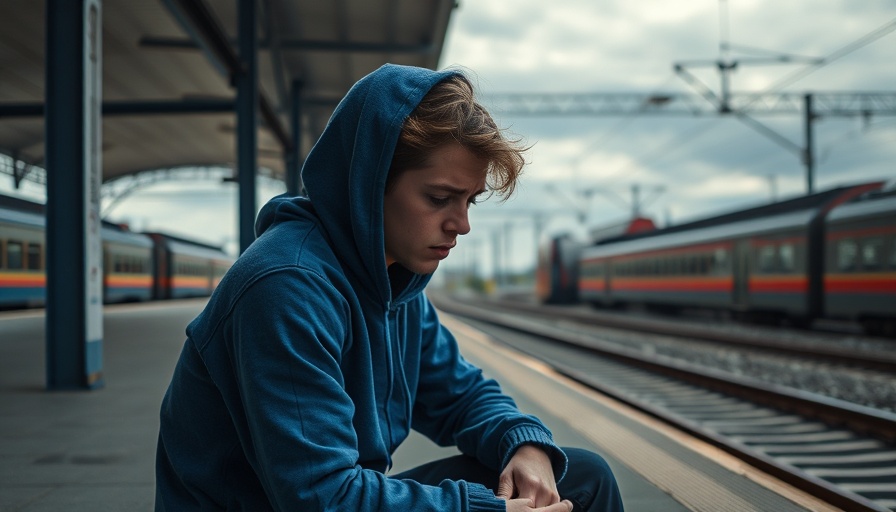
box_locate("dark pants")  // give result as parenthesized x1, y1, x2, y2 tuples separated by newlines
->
(391, 447, 624, 512)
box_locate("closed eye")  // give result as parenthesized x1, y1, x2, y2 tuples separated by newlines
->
(429, 196, 450, 207)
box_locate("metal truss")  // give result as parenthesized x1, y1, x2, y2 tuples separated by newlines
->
(482, 91, 896, 118)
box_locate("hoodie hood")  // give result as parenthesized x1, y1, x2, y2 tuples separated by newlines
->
(256, 64, 460, 305)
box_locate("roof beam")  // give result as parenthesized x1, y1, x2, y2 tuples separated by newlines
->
(139, 35, 434, 54)
(0, 99, 233, 117)
(162, 0, 291, 152)
(0, 97, 342, 119)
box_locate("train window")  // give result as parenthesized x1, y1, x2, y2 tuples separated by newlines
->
(837, 239, 857, 272)
(757, 245, 776, 273)
(779, 243, 795, 273)
(26, 243, 41, 270)
(7, 240, 24, 270)
(861, 238, 884, 271)
(713, 248, 729, 275)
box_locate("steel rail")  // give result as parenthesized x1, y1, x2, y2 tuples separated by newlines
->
(482, 297, 896, 373)
(431, 294, 896, 512)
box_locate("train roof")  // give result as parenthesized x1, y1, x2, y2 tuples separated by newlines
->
(827, 190, 896, 224)
(593, 182, 883, 246)
(0, 194, 45, 215)
(581, 208, 818, 259)
(146, 232, 231, 260)
(0, 205, 44, 228)
(101, 225, 153, 247)
(1, 194, 154, 235)
(588, 217, 656, 244)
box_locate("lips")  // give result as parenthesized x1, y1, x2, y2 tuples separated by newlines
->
(430, 243, 455, 260)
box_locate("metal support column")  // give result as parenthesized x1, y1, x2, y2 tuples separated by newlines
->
(45, 0, 104, 389)
(237, 0, 258, 253)
(804, 93, 815, 195)
(286, 80, 303, 196)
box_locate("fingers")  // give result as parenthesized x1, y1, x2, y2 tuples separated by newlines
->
(543, 499, 574, 512)
(504, 498, 574, 511)
(514, 476, 561, 507)
(495, 472, 514, 499)
(502, 467, 559, 506)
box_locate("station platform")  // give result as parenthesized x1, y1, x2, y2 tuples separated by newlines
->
(0, 299, 842, 511)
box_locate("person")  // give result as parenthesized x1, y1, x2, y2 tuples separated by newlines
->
(155, 63, 624, 512)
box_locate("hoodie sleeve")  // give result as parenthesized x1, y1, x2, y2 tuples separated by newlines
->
(410, 297, 568, 481)
(222, 269, 509, 511)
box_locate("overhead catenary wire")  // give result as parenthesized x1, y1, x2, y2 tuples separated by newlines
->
(754, 16, 896, 96)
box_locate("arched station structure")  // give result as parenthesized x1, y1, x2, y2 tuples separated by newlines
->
(0, 0, 456, 389)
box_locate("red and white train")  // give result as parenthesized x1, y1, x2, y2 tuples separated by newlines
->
(536, 181, 896, 336)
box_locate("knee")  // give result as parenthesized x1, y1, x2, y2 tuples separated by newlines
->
(559, 447, 624, 512)
(564, 447, 615, 483)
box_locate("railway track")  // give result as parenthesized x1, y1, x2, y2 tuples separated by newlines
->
(485, 294, 896, 373)
(430, 293, 896, 512)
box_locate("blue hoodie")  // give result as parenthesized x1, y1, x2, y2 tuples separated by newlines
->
(155, 64, 567, 511)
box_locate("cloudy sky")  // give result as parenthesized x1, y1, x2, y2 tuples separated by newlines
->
(4, 0, 894, 279)
(437, 0, 896, 277)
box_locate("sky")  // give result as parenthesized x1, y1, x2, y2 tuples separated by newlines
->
(437, 0, 896, 279)
(3, 0, 895, 281)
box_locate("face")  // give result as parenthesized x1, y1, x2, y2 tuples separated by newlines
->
(383, 143, 488, 275)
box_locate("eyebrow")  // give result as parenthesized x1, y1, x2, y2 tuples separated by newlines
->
(429, 184, 488, 196)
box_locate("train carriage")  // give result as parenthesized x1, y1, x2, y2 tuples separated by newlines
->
(149, 233, 233, 300)
(823, 189, 896, 335)
(579, 208, 823, 319)
(542, 218, 655, 307)
(571, 181, 887, 331)
(1, 195, 233, 309)
(102, 225, 154, 303)
(0, 206, 46, 308)
(535, 234, 580, 304)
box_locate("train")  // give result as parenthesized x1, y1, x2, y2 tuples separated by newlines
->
(535, 180, 896, 336)
(0, 194, 233, 309)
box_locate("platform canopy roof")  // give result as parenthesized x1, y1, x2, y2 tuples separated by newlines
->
(0, 0, 455, 185)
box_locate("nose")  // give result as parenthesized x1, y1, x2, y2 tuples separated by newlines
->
(445, 206, 471, 236)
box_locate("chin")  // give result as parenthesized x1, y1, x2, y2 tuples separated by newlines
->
(407, 261, 439, 275)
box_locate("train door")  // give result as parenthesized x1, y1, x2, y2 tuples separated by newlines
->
(732, 239, 750, 310)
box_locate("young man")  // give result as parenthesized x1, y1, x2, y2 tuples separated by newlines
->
(155, 64, 623, 511)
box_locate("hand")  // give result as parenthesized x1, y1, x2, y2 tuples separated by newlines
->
(496, 445, 564, 508)
(506, 498, 574, 512)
